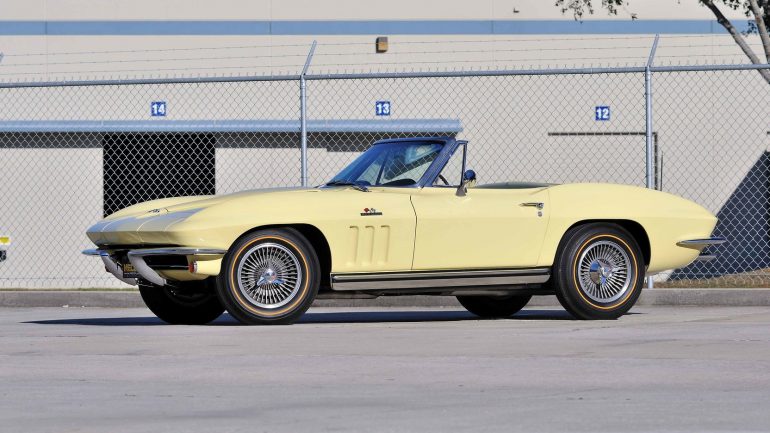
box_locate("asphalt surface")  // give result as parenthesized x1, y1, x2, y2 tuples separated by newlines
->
(1, 306, 769, 433)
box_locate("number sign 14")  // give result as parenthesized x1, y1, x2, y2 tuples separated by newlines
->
(151, 101, 167, 117)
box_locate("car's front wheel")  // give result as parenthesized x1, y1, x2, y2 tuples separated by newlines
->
(553, 223, 644, 320)
(216, 228, 320, 325)
(456, 294, 532, 318)
(138, 279, 224, 325)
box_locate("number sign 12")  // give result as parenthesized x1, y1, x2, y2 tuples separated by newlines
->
(595, 106, 610, 121)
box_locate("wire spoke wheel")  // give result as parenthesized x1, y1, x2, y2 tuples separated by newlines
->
(577, 240, 632, 304)
(236, 242, 303, 309)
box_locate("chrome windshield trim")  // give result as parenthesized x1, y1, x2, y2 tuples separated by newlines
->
(417, 138, 465, 188)
(676, 237, 727, 248)
(321, 137, 459, 189)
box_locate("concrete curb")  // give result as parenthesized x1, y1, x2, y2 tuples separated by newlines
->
(2, 288, 770, 308)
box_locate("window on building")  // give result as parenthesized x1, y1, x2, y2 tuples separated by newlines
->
(102, 133, 216, 216)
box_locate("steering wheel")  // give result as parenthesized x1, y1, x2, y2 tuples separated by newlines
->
(437, 174, 449, 186)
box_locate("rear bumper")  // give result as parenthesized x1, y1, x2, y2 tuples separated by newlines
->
(676, 237, 727, 248)
(83, 247, 226, 286)
(676, 237, 726, 262)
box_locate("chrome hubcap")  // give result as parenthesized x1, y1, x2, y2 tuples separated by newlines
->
(257, 268, 285, 286)
(578, 240, 632, 303)
(236, 242, 302, 309)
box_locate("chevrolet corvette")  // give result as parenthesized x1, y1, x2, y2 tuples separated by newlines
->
(84, 137, 724, 324)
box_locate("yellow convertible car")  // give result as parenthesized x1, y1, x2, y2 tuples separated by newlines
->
(84, 137, 723, 325)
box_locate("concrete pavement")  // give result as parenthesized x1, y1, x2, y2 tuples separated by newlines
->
(1, 306, 769, 432)
(3, 288, 770, 308)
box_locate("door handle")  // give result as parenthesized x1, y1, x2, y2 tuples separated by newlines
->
(520, 202, 544, 209)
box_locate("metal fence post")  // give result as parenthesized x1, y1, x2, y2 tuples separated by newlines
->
(299, 40, 317, 187)
(645, 34, 659, 289)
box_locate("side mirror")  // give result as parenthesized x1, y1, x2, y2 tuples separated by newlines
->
(456, 169, 477, 196)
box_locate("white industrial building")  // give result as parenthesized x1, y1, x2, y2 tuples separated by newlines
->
(0, 0, 768, 288)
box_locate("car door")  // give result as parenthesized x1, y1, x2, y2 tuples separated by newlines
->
(410, 186, 550, 270)
(318, 187, 417, 273)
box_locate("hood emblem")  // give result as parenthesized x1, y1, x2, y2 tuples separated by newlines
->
(360, 207, 383, 216)
(148, 208, 163, 214)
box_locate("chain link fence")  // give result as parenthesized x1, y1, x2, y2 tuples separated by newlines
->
(0, 62, 768, 288)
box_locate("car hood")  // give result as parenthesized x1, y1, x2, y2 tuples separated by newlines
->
(104, 187, 314, 220)
(89, 187, 324, 246)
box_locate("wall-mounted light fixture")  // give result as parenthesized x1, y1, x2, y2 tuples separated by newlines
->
(0, 236, 8, 263)
(376, 37, 388, 53)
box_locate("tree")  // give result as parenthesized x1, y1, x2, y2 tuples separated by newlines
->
(555, 0, 770, 83)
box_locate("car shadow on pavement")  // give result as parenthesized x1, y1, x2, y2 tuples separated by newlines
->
(298, 309, 575, 324)
(24, 309, 576, 326)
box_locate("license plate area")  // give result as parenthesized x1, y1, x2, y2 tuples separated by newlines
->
(119, 261, 140, 279)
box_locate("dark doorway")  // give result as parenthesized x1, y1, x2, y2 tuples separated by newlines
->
(102, 133, 216, 216)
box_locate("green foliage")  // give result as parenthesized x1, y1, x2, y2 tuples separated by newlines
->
(554, 0, 625, 20)
(555, 0, 769, 35)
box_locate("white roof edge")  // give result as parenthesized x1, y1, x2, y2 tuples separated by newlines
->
(0, 119, 463, 133)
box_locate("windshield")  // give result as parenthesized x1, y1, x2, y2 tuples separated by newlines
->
(327, 141, 444, 187)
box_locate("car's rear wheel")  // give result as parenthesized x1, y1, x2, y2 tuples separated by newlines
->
(138, 279, 224, 325)
(553, 223, 644, 320)
(216, 228, 320, 325)
(456, 294, 532, 318)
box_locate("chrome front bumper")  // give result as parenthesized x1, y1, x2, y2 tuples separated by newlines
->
(82, 248, 137, 285)
(83, 248, 227, 286)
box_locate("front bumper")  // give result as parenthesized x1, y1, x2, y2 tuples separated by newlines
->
(83, 247, 226, 286)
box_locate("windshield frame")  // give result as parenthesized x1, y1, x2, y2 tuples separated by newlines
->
(323, 137, 465, 189)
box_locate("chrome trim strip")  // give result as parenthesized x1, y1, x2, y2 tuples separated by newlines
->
(331, 268, 550, 291)
(333, 268, 549, 281)
(520, 202, 545, 209)
(676, 237, 727, 248)
(127, 248, 227, 256)
(695, 254, 717, 262)
(82, 248, 102, 256)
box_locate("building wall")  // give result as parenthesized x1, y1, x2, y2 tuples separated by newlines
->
(0, 0, 761, 80)
(0, 1, 768, 287)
